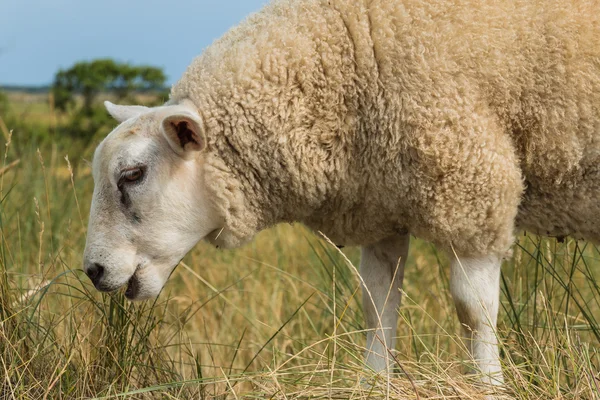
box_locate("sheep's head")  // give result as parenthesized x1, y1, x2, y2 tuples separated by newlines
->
(83, 101, 222, 300)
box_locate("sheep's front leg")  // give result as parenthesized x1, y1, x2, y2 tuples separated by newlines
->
(450, 254, 503, 384)
(360, 234, 410, 374)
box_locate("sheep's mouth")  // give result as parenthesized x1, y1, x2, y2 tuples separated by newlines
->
(125, 272, 140, 299)
(124, 264, 143, 299)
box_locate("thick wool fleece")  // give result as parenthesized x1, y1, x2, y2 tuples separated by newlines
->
(171, 0, 600, 257)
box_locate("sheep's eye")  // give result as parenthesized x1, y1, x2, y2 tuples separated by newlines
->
(119, 167, 145, 186)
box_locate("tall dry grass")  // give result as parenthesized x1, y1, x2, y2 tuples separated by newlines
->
(0, 95, 598, 399)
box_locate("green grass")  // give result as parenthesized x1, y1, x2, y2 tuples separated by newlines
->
(0, 95, 598, 399)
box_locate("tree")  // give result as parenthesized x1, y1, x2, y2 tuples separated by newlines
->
(51, 59, 167, 140)
(0, 90, 8, 117)
(52, 59, 166, 114)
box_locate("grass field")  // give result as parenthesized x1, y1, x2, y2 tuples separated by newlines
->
(0, 92, 599, 399)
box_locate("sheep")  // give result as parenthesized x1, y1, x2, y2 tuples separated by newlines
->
(83, 0, 600, 386)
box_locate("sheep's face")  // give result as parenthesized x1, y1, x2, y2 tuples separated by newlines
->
(83, 101, 222, 300)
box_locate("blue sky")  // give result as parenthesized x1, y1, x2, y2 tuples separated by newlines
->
(0, 0, 267, 86)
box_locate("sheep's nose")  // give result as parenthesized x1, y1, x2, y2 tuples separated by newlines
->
(85, 262, 105, 287)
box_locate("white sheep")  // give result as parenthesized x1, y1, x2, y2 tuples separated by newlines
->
(83, 0, 600, 385)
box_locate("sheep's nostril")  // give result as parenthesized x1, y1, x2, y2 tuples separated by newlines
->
(85, 263, 105, 286)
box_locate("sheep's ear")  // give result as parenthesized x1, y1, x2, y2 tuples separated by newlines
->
(161, 112, 206, 158)
(104, 101, 149, 122)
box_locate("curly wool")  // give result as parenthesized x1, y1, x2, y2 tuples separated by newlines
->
(171, 0, 600, 257)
